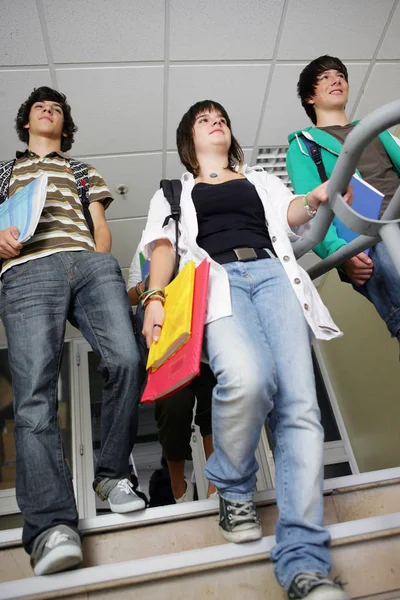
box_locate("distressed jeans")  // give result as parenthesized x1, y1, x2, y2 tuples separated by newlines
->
(203, 258, 331, 590)
(0, 251, 141, 554)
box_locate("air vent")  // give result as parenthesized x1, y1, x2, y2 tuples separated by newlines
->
(256, 146, 293, 191)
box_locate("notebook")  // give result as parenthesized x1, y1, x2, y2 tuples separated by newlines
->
(334, 174, 384, 255)
(0, 172, 48, 242)
(146, 260, 196, 371)
(141, 258, 210, 403)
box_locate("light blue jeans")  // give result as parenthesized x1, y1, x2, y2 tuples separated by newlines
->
(203, 257, 331, 590)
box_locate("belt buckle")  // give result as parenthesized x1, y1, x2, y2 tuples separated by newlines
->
(233, 247, 257, 261)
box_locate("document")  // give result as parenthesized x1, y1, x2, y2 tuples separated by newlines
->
(334, 174, 384, 254)
(0, 172, 48, 242)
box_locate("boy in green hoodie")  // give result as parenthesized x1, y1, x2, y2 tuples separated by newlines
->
(287, 55, 400, 344)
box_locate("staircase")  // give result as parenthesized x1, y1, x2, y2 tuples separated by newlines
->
(1, 468, 400, 600)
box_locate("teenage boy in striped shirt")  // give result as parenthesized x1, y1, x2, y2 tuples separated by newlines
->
(0, 87, 144, 576)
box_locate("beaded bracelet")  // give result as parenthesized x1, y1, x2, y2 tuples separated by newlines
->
(303, 192, 318, 218)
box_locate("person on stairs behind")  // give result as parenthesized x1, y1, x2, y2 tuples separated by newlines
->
(286, 55, 400, 349)
(128, 243, 217, 502)
(139, 99, 352, 600)
(0, 87, 145, 577)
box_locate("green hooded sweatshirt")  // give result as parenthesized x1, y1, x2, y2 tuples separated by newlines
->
(286, 124, 400, 259)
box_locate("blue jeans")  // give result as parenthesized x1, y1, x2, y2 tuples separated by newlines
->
(353, 241, 400, 340)
(0, 251, 141, 554)
(203, 258, 331, 590)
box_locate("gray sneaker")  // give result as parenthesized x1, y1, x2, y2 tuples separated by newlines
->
(31, 525, 82, 576)
(96, 477, 146, 513)
(288, 573, 350, 599)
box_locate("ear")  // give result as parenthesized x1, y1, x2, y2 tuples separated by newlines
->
(23, 122, 30, 130)
(62, 131, 67, 137)
(305, 97, 315, 106)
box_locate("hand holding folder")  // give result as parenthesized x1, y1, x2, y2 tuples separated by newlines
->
(141, 259, 210, 403)
(0, 172, 48, 243)
(334, 174, 384, 255)
(146, 260, 196, 371)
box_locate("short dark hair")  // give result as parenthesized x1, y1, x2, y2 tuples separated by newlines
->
(15, 86, 78, 152)
(297, 55, 348, 125)
(176, 100, 244, 177)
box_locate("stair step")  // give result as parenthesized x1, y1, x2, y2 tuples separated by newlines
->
(0, 513, 399, 599)
(2, 477, 400, 584)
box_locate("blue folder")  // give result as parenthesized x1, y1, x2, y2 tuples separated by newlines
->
(333, 174, 384, 255)
(0, 173, 47, 242)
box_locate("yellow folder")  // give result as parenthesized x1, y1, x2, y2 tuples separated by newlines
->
(146, 261, 196, 371)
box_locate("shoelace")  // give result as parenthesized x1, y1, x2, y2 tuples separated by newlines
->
(227, 501, 257, 526)
(293, 572, 341, 594)
(116, 478, 135, 495)
(45, 531, 70, 549)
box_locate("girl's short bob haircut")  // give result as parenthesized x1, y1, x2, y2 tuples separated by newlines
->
(176, 100, 244, 177)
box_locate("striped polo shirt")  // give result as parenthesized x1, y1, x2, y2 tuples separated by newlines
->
(1, 150, 113, 276)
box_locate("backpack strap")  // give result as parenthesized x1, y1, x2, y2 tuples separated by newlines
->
(0, 159, 16, 205)
(300, 135, 329, 183)
(160, 179, 182, 278)
(68, 158, 94, 238)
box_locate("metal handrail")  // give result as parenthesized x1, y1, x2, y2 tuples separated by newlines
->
(291, 99, 400, 279)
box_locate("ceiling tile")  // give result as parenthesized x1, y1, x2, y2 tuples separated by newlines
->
(169, 0, 284, 60)
(42, 0, 165, 63)
(108, 217, 147, 269)
(79, 154, 162, 220)
(258, 63, 369, 147)
(56, 66, 164, 155)
(0, 0, 47, 66)
(278, 0, 394, 60)
(378, 2, 400, 59)
(0, 69, 53, 161)
(167, 65, 270, 148)
(353, 63, 400, 121)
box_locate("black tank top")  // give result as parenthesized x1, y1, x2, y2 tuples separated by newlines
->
(192, 178, 274, 258)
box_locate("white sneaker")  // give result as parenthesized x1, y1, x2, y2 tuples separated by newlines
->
(175, 479, 195, 503)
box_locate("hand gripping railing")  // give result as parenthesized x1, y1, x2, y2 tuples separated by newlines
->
(292, 99, 400, 280)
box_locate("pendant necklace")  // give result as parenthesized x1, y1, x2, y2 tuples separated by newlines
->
(209, 166, 229, 179)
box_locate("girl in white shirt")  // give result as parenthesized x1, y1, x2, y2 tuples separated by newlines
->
(140, 101, 351, 600)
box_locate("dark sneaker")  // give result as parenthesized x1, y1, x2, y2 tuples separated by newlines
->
(219, 496, 262, 543)
(96, 477, 146, 513)
(31, 525, 82, 576)
(288, 572, 350, 600)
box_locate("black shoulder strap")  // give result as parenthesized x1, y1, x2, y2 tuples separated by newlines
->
(300, 135, 328, 183)
(68, 158, 94, 238)
(160, 179, 182, 277)
(0, 159, 16, 205)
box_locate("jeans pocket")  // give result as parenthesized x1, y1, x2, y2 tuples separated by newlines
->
(1, 260, 34, 284)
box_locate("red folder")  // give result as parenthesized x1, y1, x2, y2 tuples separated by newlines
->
(141, 259, 210, 403)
